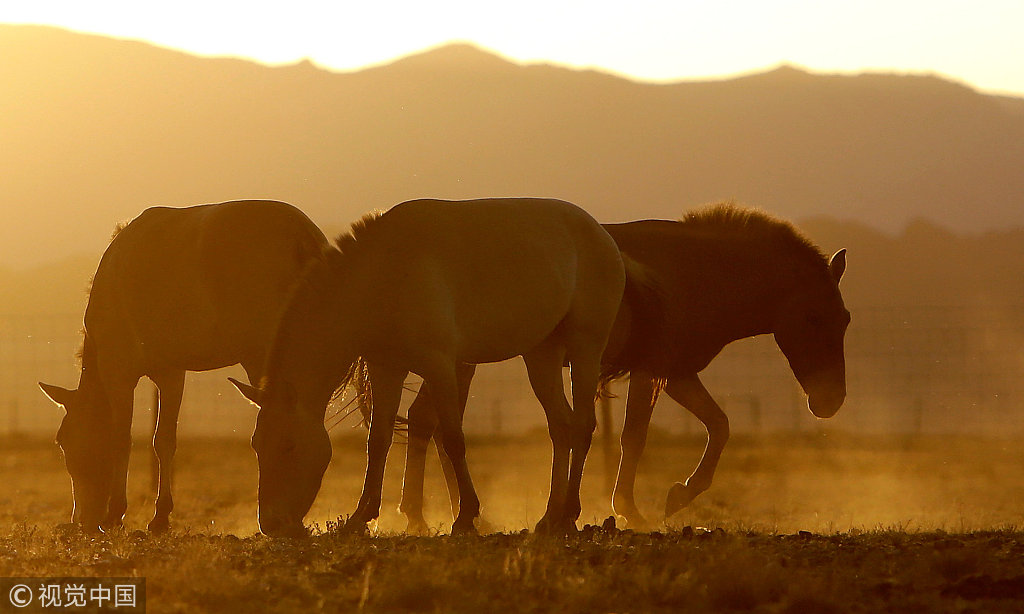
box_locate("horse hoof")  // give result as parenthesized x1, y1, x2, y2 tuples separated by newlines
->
(55, 523, 84, 538)
(534, 516, 576, 536)
(147, 518, 170, 534)
(99, 520, 124, 535)
(78, 523, 103, 535)
(623, 514, 652, 532)
(665, 482, 698, 519)
(534, 516, 553, 535)
(405, 519, 430, 535)
(475, 517, 497, 535)
(341, 520, 370, 535)
(451, 520, 478, 536)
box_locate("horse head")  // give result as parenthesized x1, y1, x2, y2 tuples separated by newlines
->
(773, 249, 850, 419)
(231, 378, 332, 537)
(38, 382, 115, 532)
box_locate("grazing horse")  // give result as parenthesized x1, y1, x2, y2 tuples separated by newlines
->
(400, 204, 849, 531)
(230, 198, 624, 537)
(39, 200, 329, 533)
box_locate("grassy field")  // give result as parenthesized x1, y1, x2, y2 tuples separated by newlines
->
(3, 431, 1024, 612)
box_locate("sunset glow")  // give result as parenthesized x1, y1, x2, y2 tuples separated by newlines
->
(4, 0, 1024, 95)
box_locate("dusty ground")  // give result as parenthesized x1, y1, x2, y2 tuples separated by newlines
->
(2, 432, 1024, 612)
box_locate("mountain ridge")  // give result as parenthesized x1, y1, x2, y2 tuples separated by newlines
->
(1, 24, 1022, 268)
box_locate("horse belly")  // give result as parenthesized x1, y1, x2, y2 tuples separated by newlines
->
(454, 289, 571, 364)
(449, 258, 576, 363)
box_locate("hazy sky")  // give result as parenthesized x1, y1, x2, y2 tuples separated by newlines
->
(4, 0, 1024, 95)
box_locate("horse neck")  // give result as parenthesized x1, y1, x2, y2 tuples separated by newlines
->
(267, 270, 359, 418)
(75, 335, 114, 415)
(690, 241, 803, 342)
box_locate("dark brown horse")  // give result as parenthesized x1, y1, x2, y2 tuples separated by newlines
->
(400, 204, 849, 531)
(39, 200, 328, 533)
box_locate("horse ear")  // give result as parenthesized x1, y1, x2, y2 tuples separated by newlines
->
(39, 382, 76, 410)
(828, 249, 847, 284)
(228, 377, 263, 408)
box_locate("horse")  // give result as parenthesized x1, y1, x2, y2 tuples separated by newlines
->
(229, 197, 625, 537)
(399, 203, 849, 531)
(38, 200, 329, 533)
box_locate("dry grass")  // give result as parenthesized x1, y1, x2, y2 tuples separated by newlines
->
(3, 432, 1024, 612)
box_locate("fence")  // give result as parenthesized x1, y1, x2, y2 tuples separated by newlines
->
(3, 305, 1024, 439)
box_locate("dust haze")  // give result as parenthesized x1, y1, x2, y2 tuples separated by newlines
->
(2, 24, 1024, 536)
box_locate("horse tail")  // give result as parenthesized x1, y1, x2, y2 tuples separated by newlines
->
(598, 254, 667, 395)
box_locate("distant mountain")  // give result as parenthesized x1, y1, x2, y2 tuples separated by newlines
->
(2, 25, 1023, 268)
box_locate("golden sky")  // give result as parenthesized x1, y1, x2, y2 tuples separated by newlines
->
(4, 0, 1024, 95)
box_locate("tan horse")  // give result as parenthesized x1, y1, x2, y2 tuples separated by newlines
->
(39, 200, 328, 533)
(400, 204, 849, 531)
(231, 198, 624, 537)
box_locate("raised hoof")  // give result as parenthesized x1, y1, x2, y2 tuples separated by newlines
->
(147, 517, 170, 534)
(665, 481, 699, 519)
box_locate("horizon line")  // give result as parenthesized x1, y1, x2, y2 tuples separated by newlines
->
(5, 22, 1024, 99)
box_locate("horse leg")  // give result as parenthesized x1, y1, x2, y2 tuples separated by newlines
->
(432, 430, 459, 517)
(427, 364, 481, 535)
(400, 362, 476, 533)
(400, 383, 439, 534)
(442, 364, 478, 520)
(663, 375, 730, 519)
(522, 343, 574, 535)
(564, 345, 605, 530)
(611, 372, 659, 529)
(101, 378, 137, 532)
(148, 370, 185, 533)
(347, 363, 407, 530)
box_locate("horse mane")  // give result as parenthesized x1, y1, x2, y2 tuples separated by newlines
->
(325, 211, 387, 427)
(258, 212, 389, 427)
(332, 210, 385, 256)
(73, 221, 133, 366)
(681, 202, 829, 270)
(110, 220, 129, 240)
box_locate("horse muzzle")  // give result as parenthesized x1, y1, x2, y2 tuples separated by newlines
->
(258, 513, 308, 538)
(808, 389, 845, 419)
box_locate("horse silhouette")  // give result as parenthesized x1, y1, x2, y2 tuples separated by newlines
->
(231, 198, 625, 536)
(39, 200, 328, 533)
(400, 204, 849, 531)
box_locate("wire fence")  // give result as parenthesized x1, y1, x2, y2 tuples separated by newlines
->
(4, 305, 1024, 439)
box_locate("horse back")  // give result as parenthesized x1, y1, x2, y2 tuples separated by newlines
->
(85, 200, 328, 371)
(350, 198, 624, 365)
